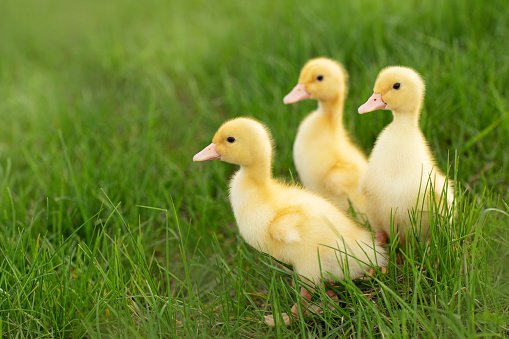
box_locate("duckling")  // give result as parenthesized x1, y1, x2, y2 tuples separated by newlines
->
(284, 58, 368, 213)
(358, 66, 454, 245)
(194, 117, 386, 325)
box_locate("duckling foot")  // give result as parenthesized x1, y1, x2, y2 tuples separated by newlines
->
(282, 286, 316, 320)
(265, 287, 336, 325)
(264, 313, 293, 326)
(364, 265, 388, 279)
(306, 290, 338, 314)
(375, 232, 388, 246)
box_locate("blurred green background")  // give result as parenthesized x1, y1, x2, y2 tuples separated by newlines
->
(0, 0, 508, 337)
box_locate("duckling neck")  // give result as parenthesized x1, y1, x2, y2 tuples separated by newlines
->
(392, 109, 420, 127)
(318, 95, 344, 128)
(239, 161, 272, 187)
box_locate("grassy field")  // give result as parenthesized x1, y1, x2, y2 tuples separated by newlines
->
(0, 0, 508, 337)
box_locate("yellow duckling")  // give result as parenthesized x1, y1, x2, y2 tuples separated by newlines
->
(194, 117, 386, 325)
(284, 58, 368, 213)
(358, 66, 454, 245)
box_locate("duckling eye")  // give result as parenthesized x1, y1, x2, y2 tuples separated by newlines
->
(316, 75, 324, 81)
(226, 137, 236, 143)
(393, 83, 401, 90)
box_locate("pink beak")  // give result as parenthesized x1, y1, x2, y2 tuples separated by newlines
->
(283, 83, 310, 104)
(358, 93, 386, 114)
(193, 143, 221, 162)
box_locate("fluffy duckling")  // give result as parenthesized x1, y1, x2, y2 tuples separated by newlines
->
(194, 117, 386, 325)
(284, 58, 368, 213)
(358, 66, 454, 245)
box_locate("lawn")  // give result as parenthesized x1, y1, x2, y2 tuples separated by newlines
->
(0, 0, 508, 337)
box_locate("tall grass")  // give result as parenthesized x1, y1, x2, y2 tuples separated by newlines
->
(0, 0, 508, 337)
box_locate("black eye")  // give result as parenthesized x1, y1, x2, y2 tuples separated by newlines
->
(393, 83, 401, 90)
(226, 137, 235, 143)
(316, 75, 324, 81)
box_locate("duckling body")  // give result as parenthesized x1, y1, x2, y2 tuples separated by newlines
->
(285, 58, 367, 212)
(359, 67, 453, 244)
(230, 169, 378, 282)
(293, 108, 368, 213)
(194, 117, 386, 284)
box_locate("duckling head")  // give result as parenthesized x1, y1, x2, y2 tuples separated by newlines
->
(358, 66, 425, 115)
(284, 58, 347, 104)
(193, 117, 273, 167)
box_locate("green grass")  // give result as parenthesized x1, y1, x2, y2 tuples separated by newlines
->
(0, 0, 508, 337)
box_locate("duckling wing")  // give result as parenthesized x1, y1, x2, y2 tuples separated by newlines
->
(267, 207, 304, 243)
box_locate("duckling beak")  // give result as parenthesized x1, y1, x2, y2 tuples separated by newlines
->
(193, 143, 221, 162)
(358, 93, 386, 114)
(284, 83, 310, 104)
